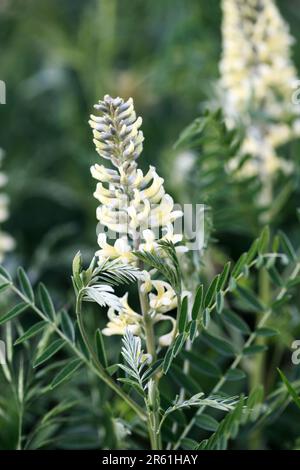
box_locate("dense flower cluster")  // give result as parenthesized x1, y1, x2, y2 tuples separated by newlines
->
(89, 95, 184, 344)
(0, 150, 14, 263)
(219, 0, 300, 178)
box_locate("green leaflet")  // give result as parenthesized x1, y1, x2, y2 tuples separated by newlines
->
(38, 283, 56, 321)
(216, 291, 224, 314)
(191, 284, 203, 320)
(196, 397, 245, 450)
(182, 350, 222, 378)
(225, 369, 246, 382)
(245, 239, 259, 264)
(222, 309, 251, 335)
(278, 231, 297, 262)
(169, 364, 201, 395)
(33, 339, 65, 368)
(217, 261, 231, 291)
(60, 309, 75, 343)
(231, 253, 248, 279)
(256, 327, 278, 337)
(189, 320, 198, 342)
(17, 267, 34, 303)
(14, 321, 47, 345)
(195, 414, 219, 432)
(178, 296, 188, 333)
(243, 345, 268, 356)
(0, 282, 10, 293)
(278, 369, 300, 410)
(236, 285, 266, 312)
(257, 226, 270, 254)
(163, 347, 174, 375)
(172, 333, 185, 357)
(50, 359, 82, 389)
(0, 302, 28, 326)
(201, 330, 235, 357)
(0, 265, 12, 282)
(202, 308, 210, 329)
(204, 275, 220, 308)
(142, 359, 163, 382)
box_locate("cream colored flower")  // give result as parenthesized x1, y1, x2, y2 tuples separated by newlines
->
(102, 293, 142, 337)
(89, 95, 184, 260)
(154, 314, 177, 347)
(0, 231, 15, 263)
(0, 194, 9, 223)
(96, 234, 134, 264)
(89, 96, 185, 346)
(219, 0, 300, 179)
(162, 224, 187, 253)
(139, 229, 158, 252)
(147, 280, 178, 314)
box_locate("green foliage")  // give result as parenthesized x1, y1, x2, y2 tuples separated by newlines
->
(174, 109, 262, 236)
(1, 0, 300, 450)
(1, 221, 300, 449)
(278, 369, 300, 410)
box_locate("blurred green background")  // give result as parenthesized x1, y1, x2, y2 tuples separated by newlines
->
(1, 0, 299, 287)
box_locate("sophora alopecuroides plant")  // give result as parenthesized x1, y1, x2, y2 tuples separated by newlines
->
(1, 96, 300, 450)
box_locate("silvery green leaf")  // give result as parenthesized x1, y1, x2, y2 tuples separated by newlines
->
(83, 285, 121, 310)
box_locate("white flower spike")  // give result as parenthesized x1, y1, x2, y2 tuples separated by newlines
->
(89, 95, 185, 346)
(219, 0, 300, 179)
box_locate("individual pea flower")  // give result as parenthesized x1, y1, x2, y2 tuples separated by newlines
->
(218, 0, 300, 180)
(96, 234, 134, 264)
(143, 278, 178, 314)
(139, 272, 191, 347)
(102, 293, 143, 337)
(0, 150, 15, 263)
(103, 289, 177, 347)
(89, 95, 186, 347)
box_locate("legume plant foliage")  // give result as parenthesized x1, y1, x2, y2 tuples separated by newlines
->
(1, 0, 300, 451)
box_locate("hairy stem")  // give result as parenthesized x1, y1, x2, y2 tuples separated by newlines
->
(249, 266, 270, 449)
(249, 176, 273, 448)
(137, 277, 162, 449)
(135, 241, 161, 449)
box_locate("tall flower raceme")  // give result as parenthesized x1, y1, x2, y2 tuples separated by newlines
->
(0, 149, 14, 263)
(219, 0, 300, 179)
(89, 95, 186, 349)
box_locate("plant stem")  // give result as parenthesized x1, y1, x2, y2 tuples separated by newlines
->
(137, 279, 162, 449)
(134, 233, 162, 449)
(249, 266, 270, 449)
(139, 286, 156, 361)
(249, 174, 272, 448)
(17, 402, 23, 450)
(135, 243, 161, 449)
